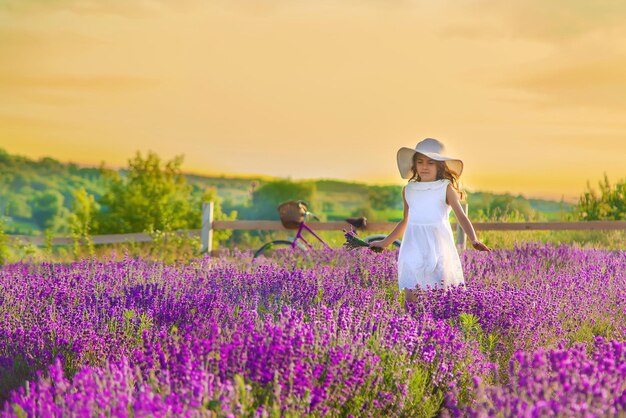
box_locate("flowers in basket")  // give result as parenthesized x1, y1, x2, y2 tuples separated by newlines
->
(343, 229, 383, 253)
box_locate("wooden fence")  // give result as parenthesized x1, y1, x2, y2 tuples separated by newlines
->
(6, 202, 626, 254)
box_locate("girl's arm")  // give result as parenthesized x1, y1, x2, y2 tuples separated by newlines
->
(446, 185, 491, 252)
(369, 186, 408, 248)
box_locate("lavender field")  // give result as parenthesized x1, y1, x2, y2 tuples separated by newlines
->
(1, 243, 626, 417)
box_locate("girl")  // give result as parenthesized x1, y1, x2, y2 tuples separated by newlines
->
(370, 138, 490, 302)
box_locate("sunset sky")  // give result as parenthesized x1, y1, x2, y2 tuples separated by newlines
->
(1, 0, 625, 201)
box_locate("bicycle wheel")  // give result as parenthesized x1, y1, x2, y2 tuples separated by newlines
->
(253, 240, 305, 259)
(362, 234, 401, 248)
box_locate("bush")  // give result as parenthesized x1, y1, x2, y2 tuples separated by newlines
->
(577, 174, 626, 221)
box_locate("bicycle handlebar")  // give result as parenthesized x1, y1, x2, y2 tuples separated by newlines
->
(305, 211, 320, 222)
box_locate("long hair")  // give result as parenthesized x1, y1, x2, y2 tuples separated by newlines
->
(409, 152, 465, 200)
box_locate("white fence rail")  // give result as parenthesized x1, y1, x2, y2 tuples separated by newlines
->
(6, 199, 626, 254)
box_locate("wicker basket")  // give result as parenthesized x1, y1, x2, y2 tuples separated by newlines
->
(278, 200, 308, 229)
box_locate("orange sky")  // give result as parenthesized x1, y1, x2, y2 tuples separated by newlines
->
(1, 0, 625, 202)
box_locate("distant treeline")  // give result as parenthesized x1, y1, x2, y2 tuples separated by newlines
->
(8, 148, 624, 239)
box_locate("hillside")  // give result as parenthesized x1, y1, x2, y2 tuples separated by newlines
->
(0, 149, 574, 235)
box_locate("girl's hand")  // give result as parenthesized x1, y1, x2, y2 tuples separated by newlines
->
(471, 240, 491, 252)
(368, 240, 387, 249)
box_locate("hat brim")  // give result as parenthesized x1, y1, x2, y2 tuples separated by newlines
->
(396, 147, 463, 179)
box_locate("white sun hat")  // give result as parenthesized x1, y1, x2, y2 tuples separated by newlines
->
(396, 138, 464, 179)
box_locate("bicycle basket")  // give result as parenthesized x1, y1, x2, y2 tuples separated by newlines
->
(277, 200, 308, 229)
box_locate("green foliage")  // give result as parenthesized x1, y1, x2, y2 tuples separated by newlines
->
(143, 187, 237, 259)
(566, 317, 618, 348)
(0, 148, 107, 234)
(219, 342, 445, 417)
(451, 313, 499, 403)
(477, 229, 626, 251)
(123, 309, 153, 346)
(314, 179, 369, 194)
(69, 187, 97, 257)
(368, 185, 403, 211)
(372, 345, 444, 417)
(193, 187, 237, 245)
(30, 190, 67, 231)
(4, 147, 593, 259)
(0, 354, 31, 410)
(249, 180, 317, 220)
(467, 192, 541, 222)
(0, 149, 241, 258)
(350, 202, 376, 220)
(456, 313, 498, 358)
(0, 216, 8, 266)
(403, 364, 444, 417)
(95, 152, 195, 233)
(92, 152, 237, 253)
(576, 174, 626, 220)
(1, 148, 576, 238)
(43, 229, 55, 256)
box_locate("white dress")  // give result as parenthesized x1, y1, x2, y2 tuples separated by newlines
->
(397, 179, 465, 290)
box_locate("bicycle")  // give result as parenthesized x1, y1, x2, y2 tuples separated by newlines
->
(253, 200, 401, 258)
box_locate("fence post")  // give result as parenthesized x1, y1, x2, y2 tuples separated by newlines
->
(201, 201, 214, 255)
(455, 202, 468, 252)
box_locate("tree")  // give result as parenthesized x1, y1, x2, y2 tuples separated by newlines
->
(69, 187, 97, 255)
(30, 190, 65, 230)
(95, 151, 195, 234)
(467, 192, 538, 222)
(368, 185, 402, 211)
(249, 180, 317, 220)
(94, 151, 237, 245)
(577, 175, 626, 221)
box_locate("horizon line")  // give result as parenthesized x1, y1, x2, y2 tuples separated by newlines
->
(1, 146, 581, 203)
